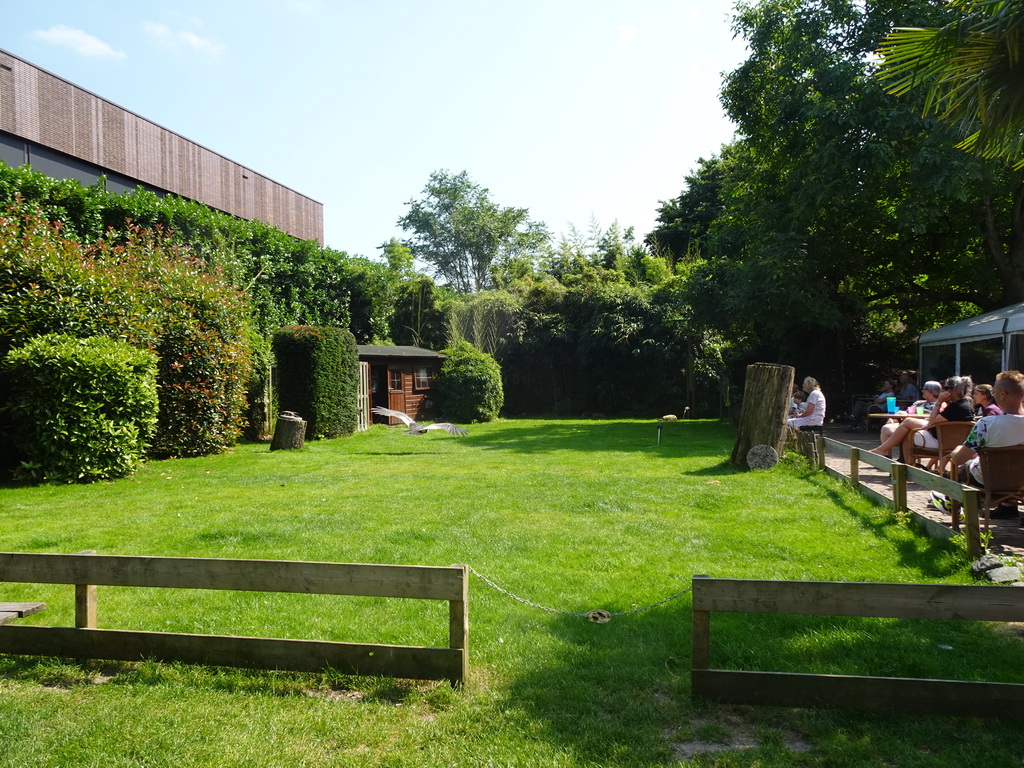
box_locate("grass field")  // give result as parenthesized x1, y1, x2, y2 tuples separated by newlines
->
(1, 418, 1022, 767)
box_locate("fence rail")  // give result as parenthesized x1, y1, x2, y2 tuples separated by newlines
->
(691, 575, 1024, 714)
(0, 551, 468, 685)
(817, 435, 984, 558)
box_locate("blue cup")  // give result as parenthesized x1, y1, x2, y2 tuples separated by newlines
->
(886, 396, 897, 413)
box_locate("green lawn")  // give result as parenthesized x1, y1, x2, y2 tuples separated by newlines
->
(1, 418, 1022, 767)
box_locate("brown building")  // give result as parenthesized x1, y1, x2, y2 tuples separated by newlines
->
(0, 47, 323, 243)
(357, 345, 445, 427)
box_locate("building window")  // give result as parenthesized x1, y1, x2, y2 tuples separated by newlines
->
(389, 370, 403, 391)
(414, 366, 432, 390)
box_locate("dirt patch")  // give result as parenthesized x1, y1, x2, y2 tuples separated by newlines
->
(669, 710, 811, 760)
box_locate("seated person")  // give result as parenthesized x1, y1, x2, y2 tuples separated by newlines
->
(849, 379, 895, 431)
(787, 376, 825, 429)
(879, 380, 942, 446)
(939, 370, 1024, 521)
(869, 375, 974, 459)
(972, 383, 1003, 417)
(789, 389, 808, 418)
(896, 370, 922, 405)
(910, 380, 942, 413)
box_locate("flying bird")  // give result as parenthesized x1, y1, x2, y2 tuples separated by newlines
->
(371, 406, 469, 436)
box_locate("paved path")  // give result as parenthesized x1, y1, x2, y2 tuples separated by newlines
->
(818, 424, 1024, 558)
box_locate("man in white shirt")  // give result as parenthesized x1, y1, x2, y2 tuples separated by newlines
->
(947, 370, 1024, 522)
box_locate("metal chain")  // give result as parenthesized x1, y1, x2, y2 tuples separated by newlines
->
(467, 566, 691, 623)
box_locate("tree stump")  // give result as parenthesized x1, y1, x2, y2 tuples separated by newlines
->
(730, 363, 795, 466)
(270, 412, 306, 451)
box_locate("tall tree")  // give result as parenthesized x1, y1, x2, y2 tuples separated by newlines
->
(397, 170, 549, 293)
(652, 0, 1024, 392)
(878, 0, 1024, 169)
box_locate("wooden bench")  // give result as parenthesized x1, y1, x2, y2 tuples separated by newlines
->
(0, 601, 46, 625)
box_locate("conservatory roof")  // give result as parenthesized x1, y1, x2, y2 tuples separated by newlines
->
(920, 301, 1024, 345)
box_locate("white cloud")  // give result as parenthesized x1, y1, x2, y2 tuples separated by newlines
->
(143, 21, 226, 58)
(30, 25, 126, 59)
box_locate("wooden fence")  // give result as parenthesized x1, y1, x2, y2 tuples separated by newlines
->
(691, 575, 1024, 714)
(816, 435, 985, 558)
(0, 551, 468, 685)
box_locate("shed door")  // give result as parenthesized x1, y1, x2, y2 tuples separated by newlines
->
(387, 367, 406, 416)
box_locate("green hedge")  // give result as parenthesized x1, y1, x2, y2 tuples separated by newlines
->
(0, 200, 254, 458)
(2, 335, 158, 483)
(435, 341, 504, 423)
(272, 326, 358, 439)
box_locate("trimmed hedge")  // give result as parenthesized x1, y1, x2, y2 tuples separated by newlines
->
(0, 200, 254, 458)
(272, 326, 358, 439)
(2, 334, 158, 483)
(435, 341, 504, 423)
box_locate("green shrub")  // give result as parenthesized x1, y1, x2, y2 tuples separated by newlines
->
(2, 334, 158, 482)
(272, 326, 358, 439)
(0, 200, 254, 458)
(435, 341, 504, 423)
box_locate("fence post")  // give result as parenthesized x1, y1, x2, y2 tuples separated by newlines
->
(962, 488, 983, 559)
(448, 564, 469, 687)
(890, 462, 907, 513)
(691, 575, 710, 671)
(815, 434, 826, 470)
(849, 448, 860, 488)
(74, 550, 97, 629)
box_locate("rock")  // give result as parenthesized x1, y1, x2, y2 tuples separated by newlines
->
(661, 414, 678, 421)
(746, 444, 779, 470)
(1011, 582, 1024, 587)
(985, 566, 1023, 584)
(971, 554, 1002, 575)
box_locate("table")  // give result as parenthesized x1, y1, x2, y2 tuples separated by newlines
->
(868, 411, 921, 420)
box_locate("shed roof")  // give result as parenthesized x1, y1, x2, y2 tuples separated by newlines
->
(357, 345, 445, 360)
(920, 301, 1024, 345)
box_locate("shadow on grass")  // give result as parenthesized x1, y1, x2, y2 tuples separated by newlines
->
(500, 590, 1024, 766)
(445, 419, 733, 459)
(790, 466, 970, 578)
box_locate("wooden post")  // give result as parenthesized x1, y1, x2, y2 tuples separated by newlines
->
(730, 363, 795, 466)
(850, 448, 860, 488)
(448, 565, 469, 688)
(270, 413, 306, 451)
(691, 575, 710, 670)
(890, 462, 907, 513)
(75, 550, 97, 629)
(962, 488, 983, 559)
(815, 434, 826, 470)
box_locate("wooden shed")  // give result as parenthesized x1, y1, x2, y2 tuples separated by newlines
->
(356, 345, 446, 428)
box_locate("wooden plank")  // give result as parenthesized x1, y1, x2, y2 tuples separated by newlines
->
(849, 448, 859, 487)
(0, 602, 46, 617)
(691, 578, 1024, 621)
(0, 602, 44, 626)
(905, 465, 964, 497)
(822, 438, 852, 459)
(856, 450, 893, 472)
(0, 625, 464, 683)
(856, 483, 894, 509)
(692, 669, 1024, 716)
(0, 553, 465, 601)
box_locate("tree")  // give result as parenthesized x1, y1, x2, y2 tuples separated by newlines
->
(397, 170, 549, 293)
(878, 0, 1024, 169)
(651, 0, 1024, 395)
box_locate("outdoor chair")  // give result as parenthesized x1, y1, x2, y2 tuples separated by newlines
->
(900, 420, 975, 477)
(974, 445, 1024, 531)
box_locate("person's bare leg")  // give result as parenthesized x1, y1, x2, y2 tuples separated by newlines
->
(870, 417, 926, 457)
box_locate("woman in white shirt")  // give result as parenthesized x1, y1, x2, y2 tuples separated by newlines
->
(787, 376, 826, 428)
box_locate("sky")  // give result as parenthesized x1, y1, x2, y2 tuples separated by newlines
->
(2, 1, 748, 260)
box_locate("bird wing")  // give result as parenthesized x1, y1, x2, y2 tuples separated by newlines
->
(371, 406, 414, 427)
(424, 422, 469, 436)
